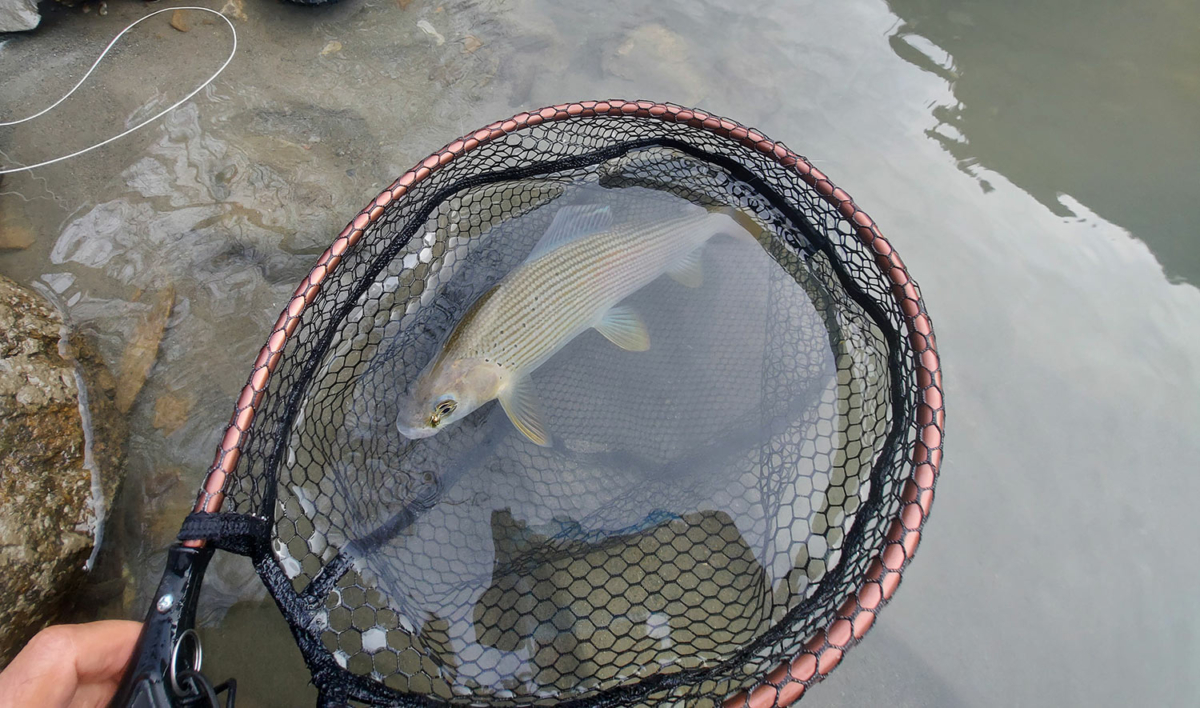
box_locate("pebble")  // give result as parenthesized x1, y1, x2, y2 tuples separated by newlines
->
(0, 225, 33, 250)
(417, 19, 445, 46)
(170, 9, 190, 32)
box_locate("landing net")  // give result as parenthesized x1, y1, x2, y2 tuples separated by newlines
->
(183, 101, 944, 707)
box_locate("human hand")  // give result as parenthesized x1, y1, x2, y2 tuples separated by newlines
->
(0, 621, 142, 708)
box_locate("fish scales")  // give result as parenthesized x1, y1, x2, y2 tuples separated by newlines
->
(445, 212, 711, 373)
(396, 206, 738, 446)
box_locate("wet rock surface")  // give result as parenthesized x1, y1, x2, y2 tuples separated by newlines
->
(115, 286, 174, 413)
(0, 275, 125, 666)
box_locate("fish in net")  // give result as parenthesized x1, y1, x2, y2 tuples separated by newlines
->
(113, 100, 944, 708)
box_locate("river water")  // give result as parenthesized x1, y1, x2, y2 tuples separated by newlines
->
(1, 0, 1196, 705)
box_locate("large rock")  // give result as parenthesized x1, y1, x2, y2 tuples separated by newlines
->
(0, 275, 125, 667)
(0, 0, 39, 33)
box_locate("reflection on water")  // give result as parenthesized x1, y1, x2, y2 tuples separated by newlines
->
(0, 0, 1196, 705)
(886, 0, 1200, 286)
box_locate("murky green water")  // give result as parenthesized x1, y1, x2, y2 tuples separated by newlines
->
(1, 0, 1197, 705)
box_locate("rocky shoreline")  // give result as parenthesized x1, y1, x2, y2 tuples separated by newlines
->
(0, 275, 127, 666)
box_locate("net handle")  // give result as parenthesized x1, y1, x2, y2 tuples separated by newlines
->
(189, 100, 944, 707)
(110, 545, 216, 706)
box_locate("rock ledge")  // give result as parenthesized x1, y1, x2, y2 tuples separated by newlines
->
(0, 275, 125, 666)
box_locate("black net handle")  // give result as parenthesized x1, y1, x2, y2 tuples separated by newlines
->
(110, 546, 217, 707)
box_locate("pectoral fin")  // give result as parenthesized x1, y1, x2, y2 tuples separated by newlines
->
(594, 305, 650, 351)
(498, 375, 552, 447)
(667, 249, 704, 288)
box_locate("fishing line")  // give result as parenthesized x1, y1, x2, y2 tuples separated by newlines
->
(0, 6, 237, 175)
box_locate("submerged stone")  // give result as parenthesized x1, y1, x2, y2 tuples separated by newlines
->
(0, 0, 39, 33)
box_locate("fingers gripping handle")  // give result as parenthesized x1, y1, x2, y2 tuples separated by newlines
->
(110, 545, 215, 707)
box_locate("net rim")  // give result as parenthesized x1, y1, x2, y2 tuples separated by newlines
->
(191, 99, 945, 706)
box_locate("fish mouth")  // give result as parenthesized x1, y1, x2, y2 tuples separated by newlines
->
(396, 420, 438, 440)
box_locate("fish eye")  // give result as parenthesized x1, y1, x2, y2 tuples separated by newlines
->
(430, 397, 458, 426)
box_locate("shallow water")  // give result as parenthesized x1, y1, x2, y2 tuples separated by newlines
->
(1, 0, 1197, 706)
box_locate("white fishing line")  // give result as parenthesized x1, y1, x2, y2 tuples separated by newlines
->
(0, 6, 237, 175)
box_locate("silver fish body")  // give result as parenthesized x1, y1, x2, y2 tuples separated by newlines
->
(395, 204, 738, 446)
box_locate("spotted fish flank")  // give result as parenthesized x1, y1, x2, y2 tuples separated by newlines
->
(395, 203, 740, 446)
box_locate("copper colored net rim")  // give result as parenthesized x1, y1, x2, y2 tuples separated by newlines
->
(193, 100, 944, 706)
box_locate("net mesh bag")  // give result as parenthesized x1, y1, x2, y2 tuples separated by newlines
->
(165, 101, 943, 708)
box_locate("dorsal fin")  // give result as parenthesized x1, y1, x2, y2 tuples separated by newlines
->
(524, 205, 613, 263)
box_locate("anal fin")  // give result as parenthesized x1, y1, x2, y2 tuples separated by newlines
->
(594, 305, 650, 351)
(498, 375, 552, 447)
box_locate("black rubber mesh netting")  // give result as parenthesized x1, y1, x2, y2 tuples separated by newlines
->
(203, 116, 919, 707)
